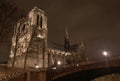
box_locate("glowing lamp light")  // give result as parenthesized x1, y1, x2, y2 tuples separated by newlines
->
(57, 61, 61, 65)
(52, 67, 56, 70)
(76, 64, 79, 67)
(35, 65, 39, 68)
(103, 51, 108, 56)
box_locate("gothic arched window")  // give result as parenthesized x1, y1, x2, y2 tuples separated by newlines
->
(37, 15, 40, 25)
(22, 24, 25, 31)
(40, 16, 43, 28)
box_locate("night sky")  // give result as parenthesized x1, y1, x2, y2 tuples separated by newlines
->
(8, 0, 120, 59)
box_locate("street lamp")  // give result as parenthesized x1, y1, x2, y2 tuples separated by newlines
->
(52, 67, 56, 70)
(102, 51, 109, 67)
(35, 65, 39, 68)
(103, 51, 108, 56)
(57, 61, 61, 65)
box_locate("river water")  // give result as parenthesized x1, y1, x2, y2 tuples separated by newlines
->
(91, 73, 120, 81)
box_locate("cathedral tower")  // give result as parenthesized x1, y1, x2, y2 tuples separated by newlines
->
(9, 7, 48, 69)
(26, 7, 48, 68)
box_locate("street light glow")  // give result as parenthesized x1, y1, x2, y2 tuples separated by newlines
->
(103, 51, 108, 56)
(57, 61, 61, 65)
(76, 64, 79, 67)
(35, 65, 39, 68)
(52, 67, 56, 70)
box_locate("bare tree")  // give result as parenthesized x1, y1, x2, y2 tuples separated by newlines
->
(0, 0, 25, 65)
(12, 18, 26, 67)
(0, 0, 24, 46)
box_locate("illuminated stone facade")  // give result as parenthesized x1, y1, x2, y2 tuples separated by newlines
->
(8, 7, 86, 69)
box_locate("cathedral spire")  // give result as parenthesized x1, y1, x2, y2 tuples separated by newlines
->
(80, 41, 85, 51)
(65, 27, 69, 39)
(64, 27, 70, 51)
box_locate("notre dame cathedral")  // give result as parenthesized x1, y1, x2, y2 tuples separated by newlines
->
(8, 7, 86, 69)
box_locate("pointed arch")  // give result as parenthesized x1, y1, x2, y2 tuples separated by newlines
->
(37, 14, 40, 25)
(22, 24, 26, 31)
(40, 16, 43, 28)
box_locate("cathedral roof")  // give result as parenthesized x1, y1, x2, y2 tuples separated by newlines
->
(48, 42, 64, 51)
(29, 6, 45, 15)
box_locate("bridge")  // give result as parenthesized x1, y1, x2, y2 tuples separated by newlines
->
(1, 56, 120, 81)
(45, 56, 120, 81)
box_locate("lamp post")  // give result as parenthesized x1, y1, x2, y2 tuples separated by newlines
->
(103, 51, 109, 67)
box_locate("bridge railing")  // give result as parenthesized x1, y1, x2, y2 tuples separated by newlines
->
(46, 63, 92, 80)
